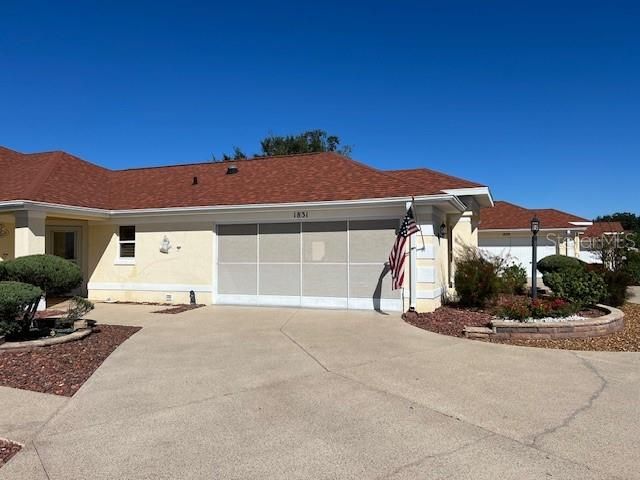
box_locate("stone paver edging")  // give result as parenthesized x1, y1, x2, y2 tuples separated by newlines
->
(491, 304, 624, 340)
(0, 329, 92, 351)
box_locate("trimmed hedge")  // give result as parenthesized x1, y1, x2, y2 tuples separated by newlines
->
(2, 254, 82, 295)
(543, 268, 607, 307)
(537, 255, 586, 274)
(0, 281, 43, 337)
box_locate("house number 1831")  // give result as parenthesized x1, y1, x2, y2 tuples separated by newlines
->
(293, 211, 309, 219)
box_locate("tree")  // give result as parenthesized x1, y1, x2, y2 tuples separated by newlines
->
(211, 130, 352, 162)
(259, 130, 351, 157)
(594, 212, 640, 232)
(212, 146, 247, 162)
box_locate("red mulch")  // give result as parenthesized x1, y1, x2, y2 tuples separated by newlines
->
(0, 439, 21, 469)
(151, 304, 204, 314)
(0, 325, 141, 397)
(403, 307, 493, 337)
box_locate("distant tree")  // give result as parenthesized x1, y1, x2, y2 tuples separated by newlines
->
(594, 212, 640, 232)
(212, 146, 247, 162)
(259, 130, 352, 157)
(212, 130, 351, 162)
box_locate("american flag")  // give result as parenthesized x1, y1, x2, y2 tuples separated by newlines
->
(388, 206, 420, 290)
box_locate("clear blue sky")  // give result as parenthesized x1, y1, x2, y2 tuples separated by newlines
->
(1, 1, 638, 219)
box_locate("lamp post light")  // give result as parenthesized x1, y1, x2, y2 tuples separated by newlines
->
(531, 216, 540, 300)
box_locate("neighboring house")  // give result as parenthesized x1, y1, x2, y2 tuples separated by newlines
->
(478, 201, 592, 277)
(579, 221, 625, 263)
(0, 146, 493, 312)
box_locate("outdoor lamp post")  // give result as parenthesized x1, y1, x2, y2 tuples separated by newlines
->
(531, 216, 540, 300)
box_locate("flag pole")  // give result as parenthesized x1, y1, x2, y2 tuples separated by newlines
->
(407, 198, 417, 312)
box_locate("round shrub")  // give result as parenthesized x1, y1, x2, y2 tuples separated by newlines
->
(0, 281, 43, 337)
(2, 254, 82, 295)
(537, 255, 586, 274)
(543, 268, 606, 307)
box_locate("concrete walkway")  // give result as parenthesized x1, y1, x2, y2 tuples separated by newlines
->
(628, 286, 640, 304)
(1, 304, 639, 479)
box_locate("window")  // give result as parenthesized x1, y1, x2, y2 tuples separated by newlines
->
(118, 226, 136, 259)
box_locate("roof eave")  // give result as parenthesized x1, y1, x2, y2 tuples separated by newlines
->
(442, 186, 494, 208)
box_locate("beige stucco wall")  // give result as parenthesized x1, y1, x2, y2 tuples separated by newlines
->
(87, 222, 213, 304)
(0, 217, 15, 261)
(411, 206, 481, 313)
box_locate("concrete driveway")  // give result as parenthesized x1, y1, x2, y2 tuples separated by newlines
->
(1, 304, 639, 480)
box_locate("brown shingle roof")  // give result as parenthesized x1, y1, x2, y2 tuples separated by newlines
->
(386, 168, 485, 191)
(584, 221, 625, 238)
(1, 147, 485, 210)
(480, 201, 589, 230)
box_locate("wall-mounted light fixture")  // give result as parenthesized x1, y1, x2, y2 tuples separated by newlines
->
(438, 223, 447, 239)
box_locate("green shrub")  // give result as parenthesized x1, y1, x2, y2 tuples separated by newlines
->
(498, 264, 528, 295)
(0, 262, 7, 280)
(65, 296, 94, 323)
(2, 254, 82, 295)
(454, 248, 500, 307)
(601, 270, 632, 307)
(543, 268, 607, 307)
(537, 255, 586, 274)
(0, 281, 43, 337)
(625, 251, 640, 285)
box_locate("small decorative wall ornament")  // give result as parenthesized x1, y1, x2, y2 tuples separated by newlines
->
(159, 235, 171, 254)
(0, 224, 8, 238)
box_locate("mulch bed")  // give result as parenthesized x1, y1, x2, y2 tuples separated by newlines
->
(0, 325, 141, 397)
(490, 303, 640, 351)
(404, 303, 640, 352)
(151, 304, 204, 314)
(0, 439, 22, 468)
(403, 307, 493, 337)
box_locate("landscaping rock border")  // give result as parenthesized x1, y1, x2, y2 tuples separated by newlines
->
(485, 304, 624, 340)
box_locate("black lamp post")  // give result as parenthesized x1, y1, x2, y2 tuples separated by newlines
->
(531, 216, 540, 299)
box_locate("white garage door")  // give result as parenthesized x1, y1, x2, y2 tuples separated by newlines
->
(479, 235, 557, 277)
(217, 221, 401, 310)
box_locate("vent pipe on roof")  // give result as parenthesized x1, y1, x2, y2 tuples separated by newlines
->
(226, 164, 238, 175)
(192, 176, 198, 185)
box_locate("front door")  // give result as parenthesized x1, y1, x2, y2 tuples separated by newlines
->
(46, 226, 84, 296)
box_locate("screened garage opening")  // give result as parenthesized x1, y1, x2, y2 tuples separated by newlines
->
(216, 220, 402, 310)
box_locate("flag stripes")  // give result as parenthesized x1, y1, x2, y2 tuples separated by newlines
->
(388, 206, 420, 290)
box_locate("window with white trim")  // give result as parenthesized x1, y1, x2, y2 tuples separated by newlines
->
(118, 226, 136, 259)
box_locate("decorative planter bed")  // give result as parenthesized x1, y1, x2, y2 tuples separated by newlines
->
(465, 305, 624, 340)
(0, 324, 94, 351)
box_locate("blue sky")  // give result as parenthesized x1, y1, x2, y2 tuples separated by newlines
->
(1, 1, 638, 219)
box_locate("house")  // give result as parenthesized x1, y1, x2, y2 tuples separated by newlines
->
(579, 221, 626, 263)
(478, 201, 593, 276)
(0, 146, 493, 312)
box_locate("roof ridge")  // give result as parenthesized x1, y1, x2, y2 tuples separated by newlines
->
(114, 151, 331, 172)
(337, 154, 426, 195)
